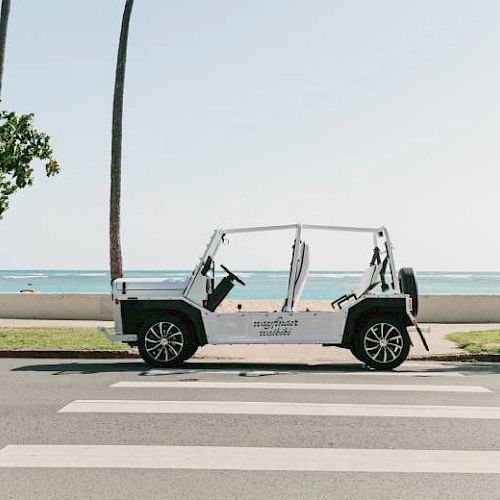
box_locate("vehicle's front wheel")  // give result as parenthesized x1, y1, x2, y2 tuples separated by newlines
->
(138, 315, 197, 368)
(350, 344, 365, 364)
(354, 317, 410, 370)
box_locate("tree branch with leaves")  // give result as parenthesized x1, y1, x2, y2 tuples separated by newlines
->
(0, 110, 60, 218)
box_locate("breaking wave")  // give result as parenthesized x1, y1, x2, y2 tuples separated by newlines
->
(2, 274, 49, 279)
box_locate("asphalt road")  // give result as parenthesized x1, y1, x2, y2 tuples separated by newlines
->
(0, 358, 499, 499)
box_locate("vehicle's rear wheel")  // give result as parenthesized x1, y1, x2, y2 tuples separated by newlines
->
(399, 267, 419, 316)
(186, 342, 199, 359)
(138, 315, 198, 368)
(354, 317, 410, 370)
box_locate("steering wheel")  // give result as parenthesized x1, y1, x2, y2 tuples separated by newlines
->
(220, 264, 246, 286)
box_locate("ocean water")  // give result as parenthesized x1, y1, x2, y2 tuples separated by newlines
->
(1, 270, 500, 299)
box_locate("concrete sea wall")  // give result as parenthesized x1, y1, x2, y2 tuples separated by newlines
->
(417, 295, 500, 323)
(0, 294, 113, 321)
(0, 293, 499, 323)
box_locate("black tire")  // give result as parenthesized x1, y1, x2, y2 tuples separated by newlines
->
(186, 342, 199, 359)
(350, 344, 365, 364)
(354, 317, 411, 370)
(399, 267, 419, 316)
(138, 315, 198, 368)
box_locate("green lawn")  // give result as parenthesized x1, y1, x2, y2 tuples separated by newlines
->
(446, 330, 500, 355)
(0, 328, 129, 351)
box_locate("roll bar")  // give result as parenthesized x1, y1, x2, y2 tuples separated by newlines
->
(221, 223, 383, 234)
(184, 223, 400, 305)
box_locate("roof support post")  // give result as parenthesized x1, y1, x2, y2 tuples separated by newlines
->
(381, 226, 400, 292)
(283, 224, 302, 312)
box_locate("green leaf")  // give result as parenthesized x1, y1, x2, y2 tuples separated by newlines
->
(0, 108, 61, 219)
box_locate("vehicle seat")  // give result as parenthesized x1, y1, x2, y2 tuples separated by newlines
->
(355, 264, 380, 298)
(282, 242, 310, 312)
(331, 261, 383, 309)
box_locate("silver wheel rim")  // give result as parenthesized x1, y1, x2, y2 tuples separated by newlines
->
(363, 322, 403, 364)
(144, 321, 184, 362)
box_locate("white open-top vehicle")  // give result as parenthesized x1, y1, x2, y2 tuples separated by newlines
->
(107, 224, 428, 370)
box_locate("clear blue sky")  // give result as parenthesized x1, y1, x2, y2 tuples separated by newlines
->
(0, 0, 499, 271)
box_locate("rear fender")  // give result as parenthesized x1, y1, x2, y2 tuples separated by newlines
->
(342, 297, 411, 347)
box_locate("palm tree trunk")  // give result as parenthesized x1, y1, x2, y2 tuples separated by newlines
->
(110, 0, 134, 283)
(0, 0, 11, 100)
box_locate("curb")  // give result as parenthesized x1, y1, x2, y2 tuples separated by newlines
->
(409, 353, 500, 363)
(0, 350, 498, 363)
(0, 350, 138, 359)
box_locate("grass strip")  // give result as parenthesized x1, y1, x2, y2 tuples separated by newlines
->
(446, 330, 500, 355)
(0, 328, 128, 351)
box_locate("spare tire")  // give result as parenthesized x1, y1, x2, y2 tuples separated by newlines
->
(398, 267, 419, 316)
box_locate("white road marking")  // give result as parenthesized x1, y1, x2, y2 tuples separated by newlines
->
(59, 400, 500, 419)
(0, 445, 498, 473)
(111, 381, 488, 392)
(144, 368, 465, 377)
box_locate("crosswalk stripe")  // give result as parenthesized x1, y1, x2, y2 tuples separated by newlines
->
(145, 368, 465, 377)
(111, 381, 489, 393)
(59, 400, 500, 419)
(0, 445, 498, 473)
